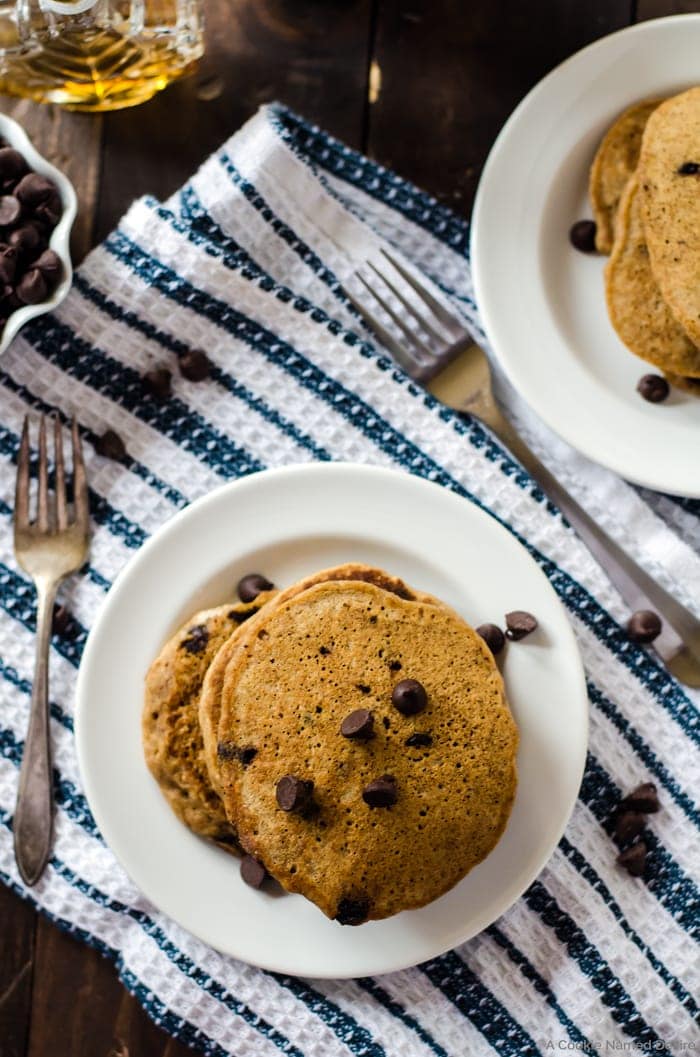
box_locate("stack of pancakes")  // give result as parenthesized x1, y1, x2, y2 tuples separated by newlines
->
(591, 87, 700, 394)
(143, 564, 518, 925)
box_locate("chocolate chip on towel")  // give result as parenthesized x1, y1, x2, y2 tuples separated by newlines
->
(618, 782, 660, 814)
(143, 367, 172, 401)
(180, 347, 211, 381)
(505, 610, 538, 640)
(617, 841, 647, 877)
(95, 429, 126, 461)
(627, 610, 662, 644)
(614, 811, 645, 844)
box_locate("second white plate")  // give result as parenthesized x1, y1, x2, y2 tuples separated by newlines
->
(472, 15, 700, 497)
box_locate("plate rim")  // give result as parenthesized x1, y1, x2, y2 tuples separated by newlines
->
(75, 462, 589, 978)
(471, 13, 700, 497)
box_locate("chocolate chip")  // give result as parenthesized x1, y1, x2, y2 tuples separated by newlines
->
(14, 172, 56, 208)
(0, 148, 27, 181)
(391, 678, 427, 715)
(0, 247, 17, 284)
(228, 607, 255, 624)
(388, 659, 402, 671)
(180, 347, 211, 381)
(0, 195, 21, 226)
(614, 811, 646, 844)
(52, 604, 72, 636)
(95, 429, 126, 461)
(618, 782, 660, 814)
(319, 645, 330, 655)
(16, 267, 47, 305)
(627, 610, 662, 644)
(240, 854, 268, 889)
(405, 732, 432, 748)
(677, 161, 700, 175)
(569, 219, 597, 253)
(239, 746, 257, 766)
(32, 248, 62, 281)
(34, 192, 61, 227)
(237, 572, 274, 603)
(216, 741, 238, 761)
(340, 709, 374, 740)
(617, 841, 647, 877)
(276, 774, 314, 812)
(335, 897, 370, 925)
(636, 374, 669, 403)
(505, 610, 538, 640)
(8, 224, 41, 256)
(476, 623, 505, 655)
(181, 624, 209, 654)
(362, 775, 397, 808)
(355, 683, 371, 694)
(143, 367, 172, 401)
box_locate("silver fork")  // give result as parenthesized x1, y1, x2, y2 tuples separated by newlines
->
(345, 248, 700, 688)
(13, 414, 90, 885)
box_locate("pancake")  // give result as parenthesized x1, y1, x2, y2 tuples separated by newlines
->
(590, 98, 662, 253)
(665, 372, 700, 397)
(605, 176, 700, 377)
(638, 86, 700, 347)
(142, 593, 275, 847)
(198, 562, 437, 798)
(216, 579, 518, 923)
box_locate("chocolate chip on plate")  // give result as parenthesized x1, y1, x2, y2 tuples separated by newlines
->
(16, 267, 47, 305)
(340, 708, 374, 740)
(362, 775, 397, 808)
(627, 609, 662, 644)
(240, 854, 268, 889)
(391, 678, 427, 715)
(405, 731, 432, 748)
(636, 374, 669, 404)
(95, 429, 126, 461)
(143, 367, 172, 401)
(505, 610, 538, 641)
(476, 623, 505, 655)
(569, 219, 597, 253)
(0, 195, 21, 226)
(677, 161, 700, 175)
(181, 624, 209, 654)
(335, 897, 370, 926)
(614, 811, 646, 844)
(276, 774, 314, 812)
(180, 347, 211, 381)
(617, 841, 647, 877)
(237, 572, 274, 603)
(618, 781, 660, 814)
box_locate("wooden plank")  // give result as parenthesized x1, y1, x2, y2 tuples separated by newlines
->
(0, 98, 102, 263)
(366, 0, 632, 218)
(636, 0, 700, 18)
(95, 0, 374, 242)
(0, 887, 35, 1057)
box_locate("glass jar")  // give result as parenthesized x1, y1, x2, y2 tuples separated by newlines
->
(0, 0, 204, 111)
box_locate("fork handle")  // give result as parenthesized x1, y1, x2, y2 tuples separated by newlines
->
(482, 404, 700, 676)
(14, 578, 57, 886)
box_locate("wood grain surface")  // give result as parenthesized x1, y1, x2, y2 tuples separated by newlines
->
(0, 1, 695, 1055)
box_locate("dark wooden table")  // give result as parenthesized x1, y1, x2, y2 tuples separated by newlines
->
(1, 1, 697, 1054)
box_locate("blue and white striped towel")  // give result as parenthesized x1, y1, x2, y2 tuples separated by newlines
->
(1, 104, 698, 1056)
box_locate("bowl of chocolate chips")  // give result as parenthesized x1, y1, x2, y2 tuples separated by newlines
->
(0, 113, 77, 354)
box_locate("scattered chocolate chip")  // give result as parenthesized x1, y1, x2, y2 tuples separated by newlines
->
(569, 219, 597, 253)
(32, 248, 62, 280)
(0, 195, 21, 226)
(614, 811, 646, 844)
(617, 841, 647, 877)
(181, 624, 209, 654)
(391, 678, 427, 715)
(95, 429, 126, 461)
(388, 659, 402, 671)
(362, 775, 397, 808)
(340, 708, 374, 740)
(627, 610, 662, 644)
(179, 347, 211, 381)
(618, 782, 660, 814)
(237, 572, 274, 603)
(505, 610, 538, 641)
(52, 604, 72, 636)
(476, 622, 505, 655)
(335, 897, 370, 925)
(14, 172, 56, 208)
(355, 683, 371, 694)
(405, 731, 432, 748)
(16, 267, 47, 305)
(0, 147, 27, 181)
(636, 374, 669, 404)
(240, 854, 268, 889)
(677, 161, 700, 175)
(276, 774, 314, 812)
(143, 367, 172, 401)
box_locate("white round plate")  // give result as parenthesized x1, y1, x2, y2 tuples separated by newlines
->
(75, 464, 587, 978)
(472, 15, 700, 497)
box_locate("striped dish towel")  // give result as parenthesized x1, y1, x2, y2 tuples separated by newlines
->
(1, 104, 698, 1056)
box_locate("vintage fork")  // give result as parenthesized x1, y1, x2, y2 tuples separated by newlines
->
(345, 248, 700, 688)
(13, 415, 90, 885)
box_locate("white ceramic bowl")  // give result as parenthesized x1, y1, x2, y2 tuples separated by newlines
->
(0, 112, 77, 354)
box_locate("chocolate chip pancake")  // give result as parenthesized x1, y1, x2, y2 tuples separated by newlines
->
(142, 593, 275, 846)
(215, 579, 518, 923)
(590, 98, 662, 254)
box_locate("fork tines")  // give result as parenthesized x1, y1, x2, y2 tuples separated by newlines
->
(15, 414, 89, 534)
